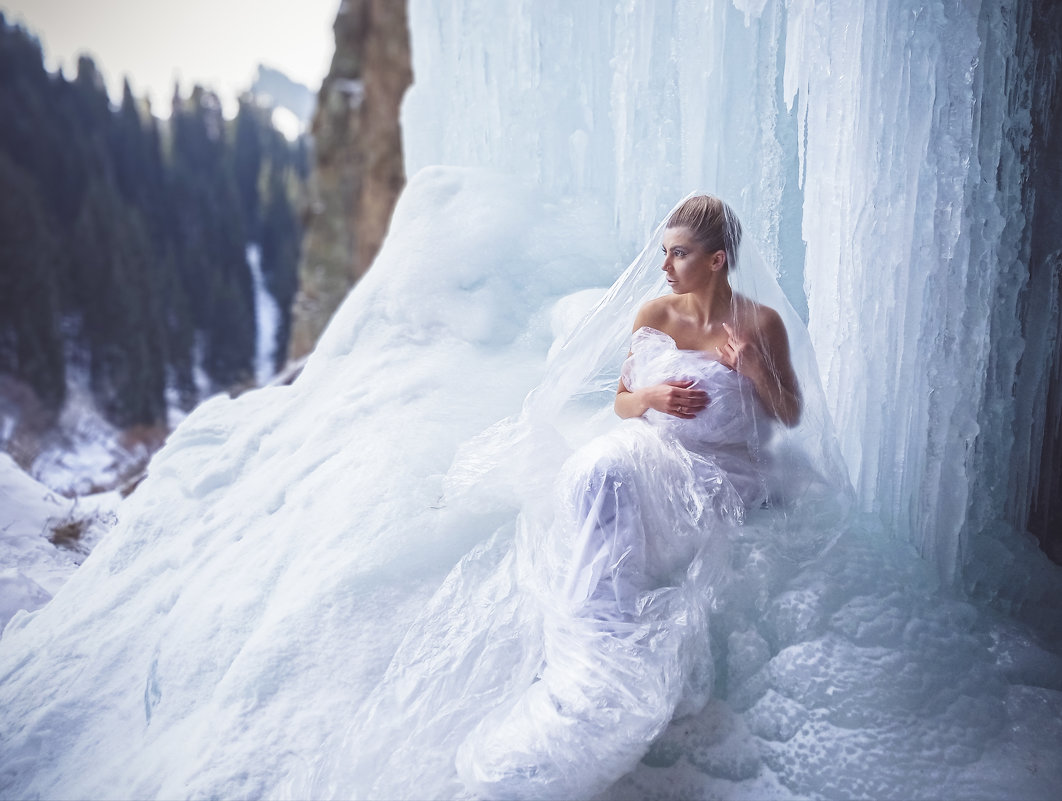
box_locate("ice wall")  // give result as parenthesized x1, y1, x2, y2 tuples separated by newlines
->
(402, 0, 1061, 589)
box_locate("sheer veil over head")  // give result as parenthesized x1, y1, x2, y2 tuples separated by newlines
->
(446, 191, 853, 540)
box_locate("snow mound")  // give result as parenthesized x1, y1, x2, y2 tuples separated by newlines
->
(0, 168, 618, 800)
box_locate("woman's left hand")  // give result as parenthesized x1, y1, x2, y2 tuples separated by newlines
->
(716, 323, 767, 381)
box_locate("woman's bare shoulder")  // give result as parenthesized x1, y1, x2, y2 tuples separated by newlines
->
(632, 295, 679, 330)
(734, 293, 784, 332)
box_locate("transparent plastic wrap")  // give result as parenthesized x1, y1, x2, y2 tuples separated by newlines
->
(455, 417, 739, 800)
(317, 193, 855, 800)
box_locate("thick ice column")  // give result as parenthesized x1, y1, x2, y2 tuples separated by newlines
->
(785, 0, 995, 582)
(787, 0, 1059, 586)
(997, 2, 1062, 565)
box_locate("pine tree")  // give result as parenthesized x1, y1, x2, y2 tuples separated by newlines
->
(170, 86, 255, 390)
(232, 97, 264, 241)
(0, 151, 66, 411)
(72, 180, 167, 426)
(260, 159, 301, 369)
(1, 17, 306, 424)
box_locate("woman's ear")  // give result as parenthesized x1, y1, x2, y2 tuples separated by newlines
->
(711, 250, 727, 271)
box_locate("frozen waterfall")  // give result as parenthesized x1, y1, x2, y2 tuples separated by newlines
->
(403, 0, 1061, 596)
(246, 243, 281, 386)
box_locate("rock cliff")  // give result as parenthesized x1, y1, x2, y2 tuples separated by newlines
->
(289, 0, 412, 358)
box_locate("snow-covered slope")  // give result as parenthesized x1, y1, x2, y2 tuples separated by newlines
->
(1, 169, 1060, 801)
(0, 170, 619, 799)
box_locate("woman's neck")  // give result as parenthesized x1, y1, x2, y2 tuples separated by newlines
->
(682, 277, 733, 327)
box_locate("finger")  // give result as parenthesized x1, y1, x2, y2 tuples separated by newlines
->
(672, 398, 706, 416)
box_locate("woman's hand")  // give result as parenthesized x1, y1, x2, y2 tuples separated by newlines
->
(616, 379, 708, 419)
(644, 380, 708, 418)
(715, 322, 768, 381)
(716, 320, 802, 426)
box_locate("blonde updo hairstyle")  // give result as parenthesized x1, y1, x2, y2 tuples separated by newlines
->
(666, 194, 742, 270)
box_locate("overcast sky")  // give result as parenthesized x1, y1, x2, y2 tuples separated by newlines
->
(0, 0, 340, 115)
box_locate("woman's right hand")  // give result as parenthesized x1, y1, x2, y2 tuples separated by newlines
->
(637, 380, 708, 419)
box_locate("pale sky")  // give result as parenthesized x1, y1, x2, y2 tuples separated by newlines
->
(0, 0, 340, 116)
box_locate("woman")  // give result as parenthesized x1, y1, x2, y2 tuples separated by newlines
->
(449, 196, 806, 799)
(617, 195, 800, 429)
(325, 195, 842, 801)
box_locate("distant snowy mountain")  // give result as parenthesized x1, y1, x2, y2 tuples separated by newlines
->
(250, 64, 315, 138)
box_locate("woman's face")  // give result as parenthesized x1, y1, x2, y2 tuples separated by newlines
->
(661, 226, 725, 294)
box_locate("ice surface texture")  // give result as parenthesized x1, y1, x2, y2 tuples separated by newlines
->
(0, 169, 618, 799)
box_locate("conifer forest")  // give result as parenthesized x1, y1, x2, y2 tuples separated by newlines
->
(0, 15, 306, 432)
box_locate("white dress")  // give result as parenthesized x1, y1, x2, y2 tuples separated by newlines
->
(328, 325, 779, 800)
(454, 326, 774, 799)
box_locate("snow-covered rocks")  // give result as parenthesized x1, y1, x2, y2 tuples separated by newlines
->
(0, 453, 119, 632)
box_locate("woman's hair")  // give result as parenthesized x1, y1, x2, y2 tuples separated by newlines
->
(666, 194, 742, 269)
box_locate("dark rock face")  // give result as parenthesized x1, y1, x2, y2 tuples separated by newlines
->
(1021, 1, 1062, 564)
(289, 0, 412, 359)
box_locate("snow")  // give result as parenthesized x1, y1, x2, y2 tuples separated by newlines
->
(0, 169, 621, 799)
(270, 106, 303, 142)
(0, 453, 118, 631)
(30, 382, 156, 497)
